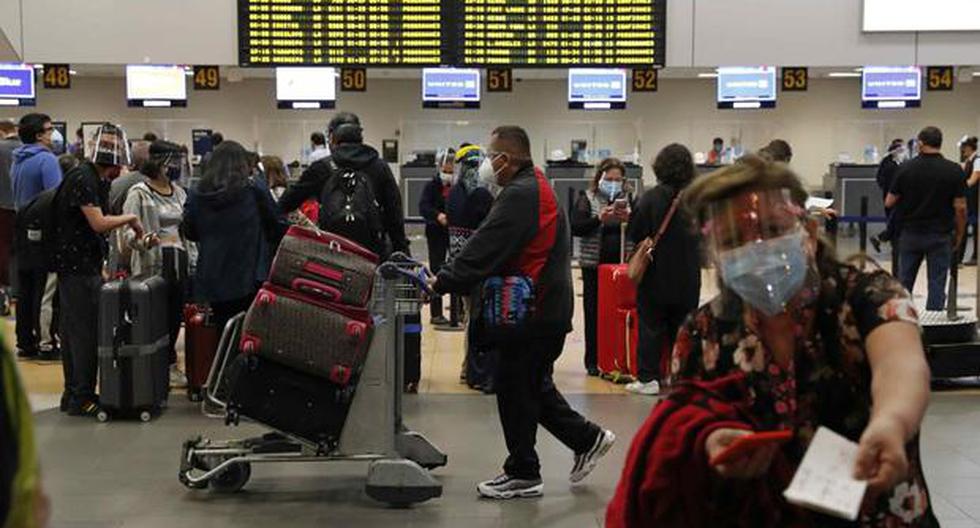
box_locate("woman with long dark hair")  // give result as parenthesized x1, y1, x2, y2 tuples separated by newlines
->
(181, 140, 284, 333)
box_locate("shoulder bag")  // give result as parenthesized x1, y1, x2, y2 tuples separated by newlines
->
(626, 195, 681, 285)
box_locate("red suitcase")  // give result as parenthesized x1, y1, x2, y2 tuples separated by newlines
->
(240, 285, 373, 386)
(268, 225, 378, 308)
(598, 307, 639, 382)
(183, 304, 220, 401)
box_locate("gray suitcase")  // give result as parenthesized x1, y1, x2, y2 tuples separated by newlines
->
(97, 276, 170, 421)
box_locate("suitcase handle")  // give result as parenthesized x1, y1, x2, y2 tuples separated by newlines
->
(292, 278, 342, 302)
(378, 262, 435, 296)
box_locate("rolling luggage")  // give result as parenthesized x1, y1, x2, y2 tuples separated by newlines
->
(97, 276, 170, 421)
(240, 285, 373, 386)
(183, 304, 220, 401)
(597, 224, 638, 381)
(268, 225, 378, 307)
(598, 307, 639, 380)
(225, 354, 354, 451)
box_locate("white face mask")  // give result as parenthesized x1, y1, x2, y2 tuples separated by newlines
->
(440, 171, 453, 184)
(479, 155, 501, 187)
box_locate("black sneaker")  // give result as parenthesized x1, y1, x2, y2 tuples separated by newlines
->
(570, 429, 616, 483)
(430, 315, 450, 326)
(477, 474, 543, 499)
(16, 348, 38, 360)
(68, 400, 102, 418)
(36, 348, 61, 362)
(586, 367, 600, 377)
(869, 235, 882, 253)
(59, 392, 71, 413)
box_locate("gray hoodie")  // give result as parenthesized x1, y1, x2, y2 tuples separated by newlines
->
(0, 136, 22, 210)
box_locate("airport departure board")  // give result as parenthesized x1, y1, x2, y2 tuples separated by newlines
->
(452, 0, 666, 67)
(238, 0, 666, 67)
(239, 0, 447, 66)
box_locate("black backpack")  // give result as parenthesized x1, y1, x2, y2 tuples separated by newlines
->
(14, 184, 62, 271)
(319, 159, 384, 251)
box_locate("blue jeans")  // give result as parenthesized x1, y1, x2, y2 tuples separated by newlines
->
(898, 230, 952, 311)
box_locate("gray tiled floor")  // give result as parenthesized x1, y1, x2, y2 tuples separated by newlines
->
(32, 390, 980, 527)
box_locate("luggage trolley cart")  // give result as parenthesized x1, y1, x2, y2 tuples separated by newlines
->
(179, 255, 447, 505)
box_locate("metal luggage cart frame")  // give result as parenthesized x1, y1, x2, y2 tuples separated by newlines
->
(179, 255, 446, 506)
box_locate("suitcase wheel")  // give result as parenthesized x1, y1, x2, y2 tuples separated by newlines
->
(96, 409, 110, 423)
(208, 460, 251, 494)
(139, 410, 153, 423)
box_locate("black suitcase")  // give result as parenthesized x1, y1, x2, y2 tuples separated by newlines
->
(225, 354, 355, 451)
(97, 276, 170, 421)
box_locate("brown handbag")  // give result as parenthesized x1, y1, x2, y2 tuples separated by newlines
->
(627, 196, 681, 284)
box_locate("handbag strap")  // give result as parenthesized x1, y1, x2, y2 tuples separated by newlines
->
(646, 195, 681, 255)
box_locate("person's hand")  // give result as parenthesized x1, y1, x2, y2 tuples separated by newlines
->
(615, 207, 631, 222)
(705, 428, 779, 479)
(600, 206, 617, 224)
(144, 233, 161, 248)
(128, 216, 144, 240)
(854, 414, 909, 498)
(437, 212, 448, 227)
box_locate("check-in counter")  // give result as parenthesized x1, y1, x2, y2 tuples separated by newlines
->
(828, 163, 883, 219)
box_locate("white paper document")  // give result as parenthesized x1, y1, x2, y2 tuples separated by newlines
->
(805, 196, 834, 211)
(783, 427, 868, 521)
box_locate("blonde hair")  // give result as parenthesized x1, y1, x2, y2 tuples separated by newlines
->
(261, 155, 288, 188)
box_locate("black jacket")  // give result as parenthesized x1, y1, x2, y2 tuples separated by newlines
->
(182, 179, 284, 303)
(434, 165, 573, 337)
(277, 142, 409, 257)
(419, 176, 450, 242)
(629, 183, 701, 310)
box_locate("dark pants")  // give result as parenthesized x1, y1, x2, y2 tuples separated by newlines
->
(427, 235, 448, 319)
(403, 313, 422, 385)
(0, 208, 14, 287)
(636, 303, 690, 383)
(496, 334, 600, 480)
(14, 267, 47, 354)
(899, 230, 951, 311)
(581, 267, 599, 371)
(161, 248, 189, 365)
(211, 294, 256, 342)
(59, 274, 102, 403)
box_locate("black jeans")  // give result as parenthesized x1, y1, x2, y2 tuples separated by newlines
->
(403, 313, 422, 385)
(581, 267, 599, 371)
(496, 334, 600, 480)
(427, 235, 448, 319)
(211, 294, 256, 343)
(636, 303, 690, 383)
(161, 248, 189, 365)
(899, 230, 951, 311)
(14, 266, 47, 354)
(59, 273, 102, 403)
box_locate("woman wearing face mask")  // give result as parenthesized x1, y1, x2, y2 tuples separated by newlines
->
(419, 148, 456, 327)
(571, 158, 632, 376)
(626, 144, 701, 395)
(608, 155, 936, 527)
(121, 140, 191, 386)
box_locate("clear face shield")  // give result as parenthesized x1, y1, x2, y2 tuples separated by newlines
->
(453, 145, 485, 186)
(704, 189, 814, 316)
(90, 124, 132, 167)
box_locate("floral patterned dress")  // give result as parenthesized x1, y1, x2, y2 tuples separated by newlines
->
(667, 264, 937, 527)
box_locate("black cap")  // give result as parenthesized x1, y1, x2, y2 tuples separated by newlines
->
(328, 112, 361, 134)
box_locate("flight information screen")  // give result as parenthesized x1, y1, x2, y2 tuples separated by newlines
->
(238, 0, 666, 67)
(239, 0, 447, 66)
(452, 0, 666, 67)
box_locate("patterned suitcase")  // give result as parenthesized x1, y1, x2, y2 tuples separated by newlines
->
(268, 225, 378, 307)
(225, 354, 354, 451)
(240, 284, 373, 385)
(98, 276, 170, 417)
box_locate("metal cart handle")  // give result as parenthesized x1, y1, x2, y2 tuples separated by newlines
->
(378, 262, 436, 297)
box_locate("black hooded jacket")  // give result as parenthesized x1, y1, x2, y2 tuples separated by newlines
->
(278, 142, 409, 257)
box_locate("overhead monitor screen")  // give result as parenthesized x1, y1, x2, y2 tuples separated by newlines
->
(717, 67, 777, 109)
(453, 0, 666, 67)
(276, 67, 337, 109)
(862, 66, 921, 109)
(0, 64, 36, 107)
(126, 65, 188, 108)
(864, 0, 980, 31)
(239, 0, 446, 66)
(422, 68, 480, 109)
(568, 69, 627, 110)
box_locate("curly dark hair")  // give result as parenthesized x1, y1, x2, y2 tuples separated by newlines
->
(652, 143, 696, 188)
(590, 157, 627, 192)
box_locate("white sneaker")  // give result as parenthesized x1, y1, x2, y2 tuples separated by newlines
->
(570, 429, 616, 483)
(625, 380, 660, 396)
(169, 365, 188, 389)
(477, 474, 543, 499)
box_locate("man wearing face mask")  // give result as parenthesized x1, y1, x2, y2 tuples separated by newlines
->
(886, 126, 967, 311)
(53, 123, 144, 417)
(419, 148, 455, 326)
(870, 139, 907, 254)
(706, 137, 725, 165)
(11, 114, 62, 361)
(432, 126, 615, 499)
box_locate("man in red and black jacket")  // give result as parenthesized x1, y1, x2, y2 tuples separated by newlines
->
(432, 126, 616, 500)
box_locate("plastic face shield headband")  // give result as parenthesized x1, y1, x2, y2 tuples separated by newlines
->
(704, 189, 805, 254)
(90, 125, 131, 167)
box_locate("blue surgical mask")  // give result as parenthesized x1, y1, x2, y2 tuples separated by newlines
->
(718, 230, 808, 316)
(599, 179, 622, 198)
